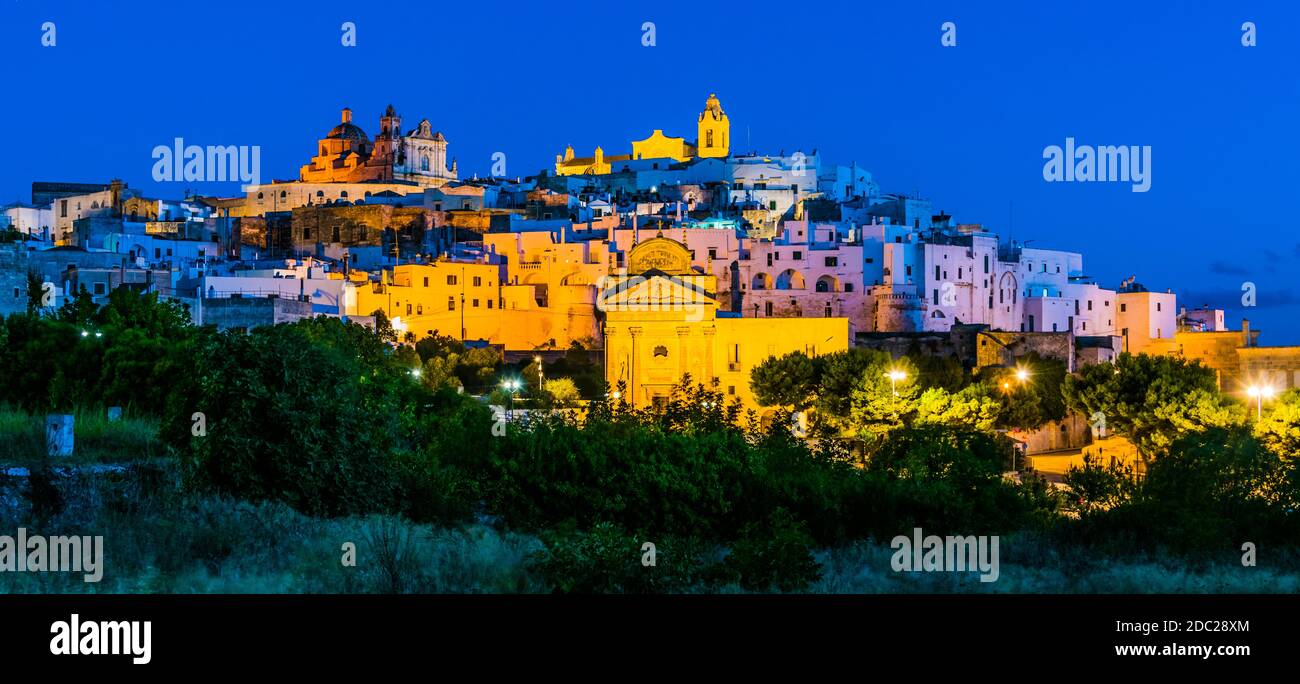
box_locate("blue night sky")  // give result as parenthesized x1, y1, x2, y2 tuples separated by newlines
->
(3, 0, 1298, 341)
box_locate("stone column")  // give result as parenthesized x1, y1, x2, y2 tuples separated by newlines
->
(628, 326, 643, 408)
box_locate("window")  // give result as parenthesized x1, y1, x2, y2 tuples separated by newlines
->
(423, 277, 429, 287)
(487, 300, 493, 309)
(1120, 303, 1127, 313)
(1156, 302, 1162, 312)
(844, 283, 854, 292)
(447, 275, 458, 285)
(331, 226, 341, 242)
(865, 257, 874, 264)
(824, 256, 838, 267)
(764, 302, 773, 316)
(933, 289, 939, 305)
(93, 283, 106, 295)
(473, 276, 482, 287)
(303, 228, 310, 239)
(905, 265, 912, 277)
(983, 255, 989, 273)
(653, 345, 669, 358)
(1087, 300, 1093, 311)
(824, 305, 832, 317)
(958, 268, 963, 279)
(934, 266, 940, 280)
(448, 297, 455, 311)
(472, 299, 480, 308)
(793, 251, 802, 260)
(11, 288, 18, 299)
(406, 304, 412, 315)
(60, 200, 68, 217)
(708, 248, 717, 260)
(417, 304, 423, 315)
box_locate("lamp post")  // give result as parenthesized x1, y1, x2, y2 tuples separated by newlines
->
(886, 369, 906, 396)
(885, 369, 906, 422)
(1247, 385, 1275, 420)
(504, 378, 521, 421)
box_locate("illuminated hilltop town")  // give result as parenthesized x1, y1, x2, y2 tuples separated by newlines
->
(2, 93, 1298, 426)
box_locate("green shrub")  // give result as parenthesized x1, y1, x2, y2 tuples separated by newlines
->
(722, 508, 821, 592)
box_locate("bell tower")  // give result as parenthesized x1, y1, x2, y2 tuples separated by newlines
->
(696, 93, 730, 158)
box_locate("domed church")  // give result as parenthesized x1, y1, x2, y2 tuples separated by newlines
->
(300, 106, 458, 187)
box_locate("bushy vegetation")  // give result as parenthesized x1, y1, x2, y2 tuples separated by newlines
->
(3, 291, 1300, 593)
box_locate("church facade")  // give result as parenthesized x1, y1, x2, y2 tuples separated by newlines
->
(602, 235, 846, 413)
(300, 106, 457, 187)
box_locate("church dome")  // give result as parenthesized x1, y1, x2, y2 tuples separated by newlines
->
(328, 121, 368, 141)
(327, 107, 369, 141)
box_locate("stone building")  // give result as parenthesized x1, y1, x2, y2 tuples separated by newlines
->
(601, 235, 846, 412)
(288, 204, 447, 258)
(299, 106, 457, 187)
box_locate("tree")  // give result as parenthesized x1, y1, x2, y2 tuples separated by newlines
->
(814, 348, 890, 432)
(544, 377, 581, 407)
(24, 270, 45, 316)
(749, 351, 818, 410)
(1063, 353, 1246, 457)
(1253, 388, 1300, 462)
(915, 383, 1001, 432)
(372, 309, 397, 344)
(975, 353, 1067, 430)
(848, 355, 920, 443)
(1061, 453, 1135, 514)
(55, 285, 97, 327)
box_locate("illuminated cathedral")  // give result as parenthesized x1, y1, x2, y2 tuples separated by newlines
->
(555, 93, 731, 176)
(300, 105, 458, 187)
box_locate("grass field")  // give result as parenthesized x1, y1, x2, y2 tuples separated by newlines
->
(0, 407, 163, 466)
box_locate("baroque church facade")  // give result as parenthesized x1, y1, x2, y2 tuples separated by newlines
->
(300, 106, 458, 187)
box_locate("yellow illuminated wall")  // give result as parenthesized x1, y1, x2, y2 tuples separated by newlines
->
(602, 236, 847, 413)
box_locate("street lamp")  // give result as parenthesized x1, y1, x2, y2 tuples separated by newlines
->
(1247, 384, 1276, 420)
(535, 355, 544, 389)
(503, 378, 522, 420)
(886, 369, 906, 396)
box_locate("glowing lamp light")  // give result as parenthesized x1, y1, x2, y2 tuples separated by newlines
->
(1015, 369, 1029, 382)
